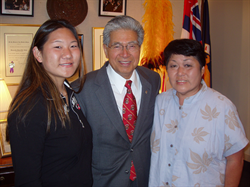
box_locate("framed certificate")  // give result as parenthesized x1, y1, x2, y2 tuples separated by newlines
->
(0, 24, 40, 84)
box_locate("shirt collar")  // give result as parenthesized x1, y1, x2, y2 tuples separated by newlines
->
(107, 63, 139, 93)
(172, 79, 207, 106)
(64, 80, 72, 90)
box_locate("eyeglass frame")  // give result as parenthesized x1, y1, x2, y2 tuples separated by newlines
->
(107, 41, 140, 53)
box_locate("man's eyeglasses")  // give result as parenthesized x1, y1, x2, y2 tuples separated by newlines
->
(108, 42, 139, 53)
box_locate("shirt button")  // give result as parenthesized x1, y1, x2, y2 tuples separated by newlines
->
(166, 182, 169, 185)
(168, 163, 171, 167)
(170, 144, 173, 147)
(125, 170, 129, 174)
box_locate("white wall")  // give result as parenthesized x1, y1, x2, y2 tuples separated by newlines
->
(1, 0, 249, 160)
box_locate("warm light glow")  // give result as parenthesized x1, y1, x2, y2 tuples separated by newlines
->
(0, 78, 12, 113)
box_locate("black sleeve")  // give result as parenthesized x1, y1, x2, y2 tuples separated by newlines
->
(8, 98, 47, 187)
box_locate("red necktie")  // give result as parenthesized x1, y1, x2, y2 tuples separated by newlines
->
(123, 80, 137, 181)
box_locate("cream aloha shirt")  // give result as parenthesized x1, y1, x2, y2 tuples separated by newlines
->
(149, 80, 249, 187)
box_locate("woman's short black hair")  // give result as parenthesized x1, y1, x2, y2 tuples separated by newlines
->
(164, 39, 206, 69)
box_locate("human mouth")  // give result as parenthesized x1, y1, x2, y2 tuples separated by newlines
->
(120, 61, 131, 64)
(60, 63, 73, 67)
(119, 61, 131, 66)
(176, 80, 187, 84)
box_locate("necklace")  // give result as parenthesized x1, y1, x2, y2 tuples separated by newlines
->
(60, 93, 69, 114)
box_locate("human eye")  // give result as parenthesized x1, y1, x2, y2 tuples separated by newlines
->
(129, 43, 136, 48)
(128, 43, 137, 50)
(170, 64, 177, 68)
(111, 44, 121, 50)
(54, 46, 62, 49)
(70, 41, 79, 48)
(184, 64, 192, 68)
(114, 45, 120, 49)
(168, 62, 177, 68)
(71, 44, 79, 48)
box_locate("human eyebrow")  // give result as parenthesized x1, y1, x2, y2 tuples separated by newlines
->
(52, 39, 63, 43)
(183, 57, 193, 62)
(110, 42, 122, 46)
(70, 40, 78, 45)
(128, 41, 139, 44)
(169, 59, 177, 62)
(111, 41, 138, 45)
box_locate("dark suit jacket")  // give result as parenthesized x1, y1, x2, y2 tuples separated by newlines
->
(73, 62, 161, 187)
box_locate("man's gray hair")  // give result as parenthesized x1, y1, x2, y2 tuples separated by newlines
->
(103, 15, 144, 46)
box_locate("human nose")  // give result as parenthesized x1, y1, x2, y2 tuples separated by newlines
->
(177, 66, 185, 75)
(62, 48, 73, 58)
(119, 45, 130, 57)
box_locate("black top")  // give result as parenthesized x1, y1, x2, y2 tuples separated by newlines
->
(8, 82, 92, 187)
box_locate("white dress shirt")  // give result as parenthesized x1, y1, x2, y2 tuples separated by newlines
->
(106, 64, 142, 118)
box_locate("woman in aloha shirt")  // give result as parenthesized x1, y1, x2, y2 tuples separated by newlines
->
(149, 39, 249, 187)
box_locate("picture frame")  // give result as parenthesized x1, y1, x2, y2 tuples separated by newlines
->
(0, 24, 40, 84)
(0, 119, 11, 157)
(67, 34, 84, 83)
(78, 34, 84, 53)
(92, 27, 107, 70)
(1, 0, 34, 17)
(99, 0, 126, 17)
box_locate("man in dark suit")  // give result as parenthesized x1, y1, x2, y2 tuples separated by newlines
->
(73, 16, 161, 187)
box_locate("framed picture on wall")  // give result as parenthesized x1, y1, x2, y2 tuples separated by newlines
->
(67, 34, 84, 83)
(92, 27, 107, 70)
(99, 0, 126, 17)
(0, 24, 40, 84)
(0, 120, 11, 157)
(1, 0, 34, 17)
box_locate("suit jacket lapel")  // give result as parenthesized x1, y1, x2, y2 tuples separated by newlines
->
(94, 62, 130, 142)
(132, 67, 152, 144)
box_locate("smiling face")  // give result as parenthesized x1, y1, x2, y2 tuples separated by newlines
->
(167, 54, 204, 101)
(33, 28, 80, 84)
(103, 29, 140, 79)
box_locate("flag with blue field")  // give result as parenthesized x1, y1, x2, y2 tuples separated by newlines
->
(181, 0, 202, 42)
(202, 0, 212, 87)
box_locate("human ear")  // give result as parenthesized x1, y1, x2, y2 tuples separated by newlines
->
(201, 66, 205, 76)
(103, 44, 109, 59)
(33, 46, 43, 63)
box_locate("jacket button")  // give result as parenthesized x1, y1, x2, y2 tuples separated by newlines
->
(130, 148, 133, 152)
(125, 170, 129, 174)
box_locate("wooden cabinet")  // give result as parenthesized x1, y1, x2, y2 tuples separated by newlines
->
(0, 157, 14, 187)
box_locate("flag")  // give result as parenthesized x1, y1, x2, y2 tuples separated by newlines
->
(181, 0, 202, 42)
(201, 0, 212, 87)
